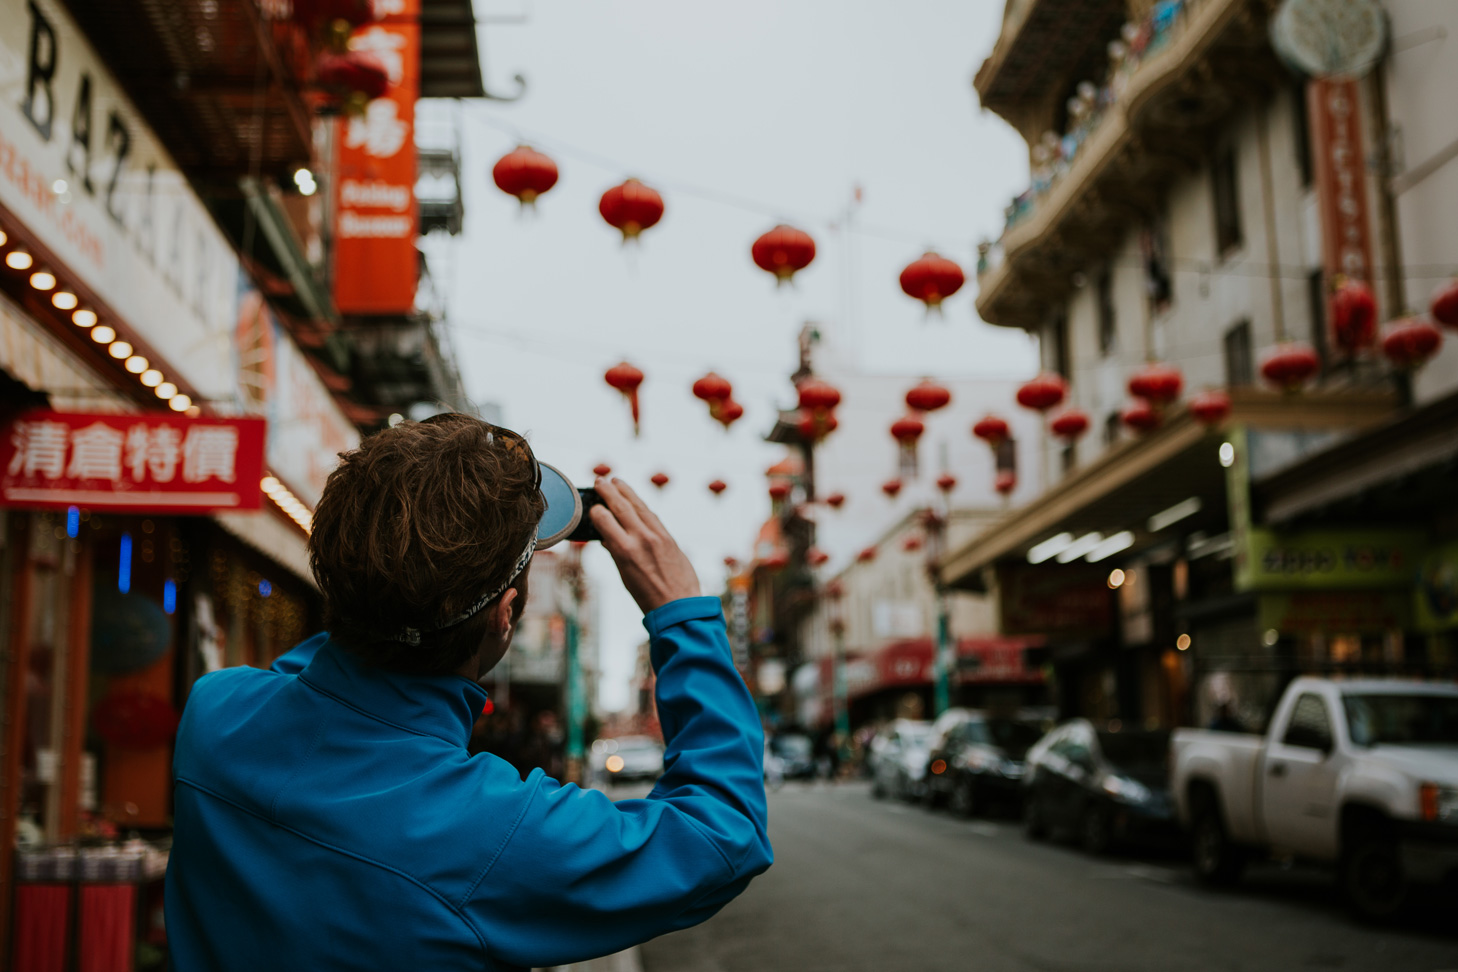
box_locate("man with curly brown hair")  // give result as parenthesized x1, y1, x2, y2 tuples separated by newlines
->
(165, 413, 771, 970)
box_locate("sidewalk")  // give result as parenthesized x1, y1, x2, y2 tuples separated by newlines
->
(543, 946, 643, 972)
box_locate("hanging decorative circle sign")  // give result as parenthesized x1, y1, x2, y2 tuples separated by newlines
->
(1270, 0, 1387, 80)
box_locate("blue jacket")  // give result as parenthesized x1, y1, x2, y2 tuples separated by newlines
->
(165, 596, 771, 970)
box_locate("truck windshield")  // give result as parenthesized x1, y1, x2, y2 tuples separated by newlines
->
(1343, 694, 1458, 747)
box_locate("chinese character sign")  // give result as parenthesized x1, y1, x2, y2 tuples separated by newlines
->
(1309, 79, 1374, 286)
(0, 410, 266, 514)
(333, 0, 420, 314)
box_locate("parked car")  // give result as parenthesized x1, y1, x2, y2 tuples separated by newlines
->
(868, 719, 933, 801)
(925, 713, 1047, 816)
(1172, 677, 1458, 920)
(1024, 720, 1176, 854)
(596, 735, 664, 783)
(767, 731, 818, 781)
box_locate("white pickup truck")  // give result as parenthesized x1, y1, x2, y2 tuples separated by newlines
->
(1171, 677, 1458, 919)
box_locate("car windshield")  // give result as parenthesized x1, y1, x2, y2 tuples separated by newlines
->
(1343, 693, 1458, 747)
(771, 734, 813, 758)
(965, 720, 1044, 758)
(1097, 731, 1171, 776)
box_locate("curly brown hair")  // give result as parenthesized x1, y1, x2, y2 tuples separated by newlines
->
(307, 413, 546, 674)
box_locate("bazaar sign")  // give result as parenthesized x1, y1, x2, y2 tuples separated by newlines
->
(0, 410, 265, 514)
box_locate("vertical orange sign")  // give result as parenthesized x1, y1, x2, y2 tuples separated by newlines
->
(333, 0, 419, 314)
(1308, 79, 1374, 286)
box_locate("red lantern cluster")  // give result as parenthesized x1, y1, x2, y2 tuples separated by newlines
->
(604, 361, 645, 435)
(905, 379, 951, 413)
(899, 253, 965, 312)
(881, 479, 903, 499)
(715, 399, 744, 430)
(650, 472, 670, 489)
(1432, 279, 1458, 329)
(1260, 343, 1321, 391)
(752, 225, 816, 285)
(1016, 373, 1068, 413)
(492, 146, 559, 207)
(693, 371, 742, 430)
(1049, 409, 1090, 442)
(972, 415, 1010, 448)
(1381, 317, 1443, 370)
(1330, 279, 1378, 353)
(1121, 400, 1161, 434)
(600, 179, 664, 242)
(316, 50, 388, 114)
(1127, 363, 1183, 408)
(797, 410, 838, 442)
(1189, 389, 1232, 427)
(796, 377, 841, 443)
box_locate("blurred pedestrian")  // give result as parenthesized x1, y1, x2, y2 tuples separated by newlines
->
(166, 414, 772, 970)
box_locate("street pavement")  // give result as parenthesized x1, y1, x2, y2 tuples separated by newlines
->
(632, 780, 1458, 972)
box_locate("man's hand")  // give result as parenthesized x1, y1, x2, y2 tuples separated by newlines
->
(590, 477, 701, 614)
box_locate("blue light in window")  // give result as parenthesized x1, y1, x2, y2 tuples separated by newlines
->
(259, 579, 272, 598)
(118, 532, 132, 594)
(65, 506, 79, 539)
(163, 578, 177, 615)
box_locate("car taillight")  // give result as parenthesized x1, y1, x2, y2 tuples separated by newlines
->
(1420, 782, 1439, 822)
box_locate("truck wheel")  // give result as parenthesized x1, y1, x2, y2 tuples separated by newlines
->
(1341, 836, 1407, 922)
(1191, 800, 1244, 886)
(1024, 792, 1049, 841)
(1080, 803, 1113, 856)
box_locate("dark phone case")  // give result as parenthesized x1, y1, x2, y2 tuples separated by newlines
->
(568, 488, 604, 543)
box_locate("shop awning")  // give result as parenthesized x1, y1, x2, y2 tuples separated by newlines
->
(940, 390, 1395, 592)
(213, 509, 314, 589)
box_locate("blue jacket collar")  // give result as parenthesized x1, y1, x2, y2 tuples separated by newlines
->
(298, 639, 488, 747)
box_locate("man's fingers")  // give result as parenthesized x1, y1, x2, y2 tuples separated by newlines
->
(614, 479, 668, 535)
(595, 477, 647, 536)
(588, 502, 630, 550)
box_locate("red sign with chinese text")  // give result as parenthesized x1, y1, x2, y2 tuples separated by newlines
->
(1309, 79, 1374, 287)
(333, 1, 420, 314)
(0, 410, 266, 514)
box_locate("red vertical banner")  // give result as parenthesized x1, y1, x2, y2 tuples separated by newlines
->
(333, 1, 420, 314)
(1308, 79, 1374, 286)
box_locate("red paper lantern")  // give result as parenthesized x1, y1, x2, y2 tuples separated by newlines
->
(936, 473, 957, 493)
(905, 379, 951, 413)
(994, 470, 1016, 495)
(1431, 279, 1458, 329)
(762, 550, 789, 570)
(1381, 317, 1443, 369)
(1016, 373, 1067, 413)
(902, 535, 924, 552)
(715, 399, 744, 430)
(599, 179, 664, 242)
(752, 225, 816, 285)
(1121, 400, 1161, 433)
(604, 361, 645, 434)
(316, 50, 389, 108)
(294, 0, 376, 31)
(825, 492, 846, 509)
(1049, 409, 1090, 441)
(890, 415, 925, 445)
(807, 547, 830, 567)
(593, 463, 612, 478)
(768, 481, 792, 501)
(1330, 279, 1378, 353)
(796, 378, 842, 413)
(796, 409, 838, 443)
(492, 146, 559, 207)
(899, 252, 965, 311)
(92, 690, 179, 750)
(708, 479, 728, 496)
(1260, 343, 1321, 391)
(1189, 389, 1232, 426)
(972, 415, 1010, 448)
(1127, 363, 1183, 407)
(650, 472, 670, 489)
(693, 371, 733, 405)
(881, 479, 903, 499)
(857, 546, 878, 563)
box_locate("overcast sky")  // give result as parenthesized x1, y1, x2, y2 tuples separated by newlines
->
(433, 0, 1036, 711)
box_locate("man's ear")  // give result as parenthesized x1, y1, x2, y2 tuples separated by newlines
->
(492, 589, 519, 636)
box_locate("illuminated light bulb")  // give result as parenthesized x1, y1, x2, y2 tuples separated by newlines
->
(169, 394, 192, 412)
(125, 355, 148, 374)
(5, 248, 33, 270)
(261, 476, 280, 491)
(91, 325, 116, 344)
(140, 369, 163, 387)
(108, 341, 133, 359)
(155, 382, 178, 399)
(29, 270, 56, 291)
(72, 308, 97, 328)
(0, 229, 7, 246)
(51, 291, 78, 310)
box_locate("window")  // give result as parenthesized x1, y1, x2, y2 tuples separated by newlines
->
(1141, 216, 1173, 314)
(1292, 82, 1314, 189)
(1103, 412, 1122, 447)
(1212, 147, 1242, 256)
(1097, 267, 1116, 356)
(1307, 269, 1329, 366)
(1224, 320, 1253, 387)
(1283, 693, 1333, 751)
(1048, 311, 1070, 379)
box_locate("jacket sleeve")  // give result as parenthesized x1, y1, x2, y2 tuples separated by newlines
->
(462, 596, 772, 969)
